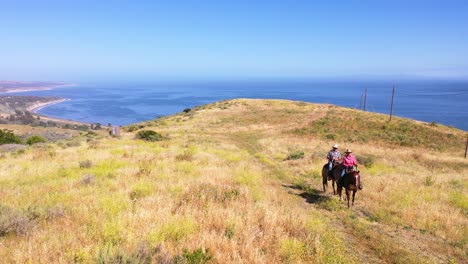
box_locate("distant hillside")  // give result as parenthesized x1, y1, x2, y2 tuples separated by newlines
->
(0, 81, 68, 93)
(0, 99, 466, 263)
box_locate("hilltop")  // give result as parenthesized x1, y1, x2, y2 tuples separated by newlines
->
(0, 99, 466, 263)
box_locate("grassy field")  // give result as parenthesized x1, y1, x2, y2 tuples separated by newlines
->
(0, 99, 467, 263)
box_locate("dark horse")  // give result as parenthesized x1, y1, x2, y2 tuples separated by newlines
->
(338, 170, 361, 208)
(322, 162, 344, 195)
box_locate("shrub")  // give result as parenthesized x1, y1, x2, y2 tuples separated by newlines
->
(356, 154, 376, 168)
(86, 131, 98, 137)
(125, 124, 145, 132)
(136, 130, 163, 142)
(26, 135, 46, 145)
(286, 150, 305, 160)
(0, 129, 22, 145)
(424, 176, 435, 186)
(80, 174, 96, 185)
(0, 205, 32, 236)
(66, 140, 81, 147)
(96, 243, 170, 264)
(225, 227, 234, 239)
(137, 159, 153, 177)
(45, 206, 65, 220)
(175, 150, 194, 161)
(183, 108, 191, 113)
(129, 182, 152, 200)
(79, 159, 93, 168)
(179, 248, 212, 264)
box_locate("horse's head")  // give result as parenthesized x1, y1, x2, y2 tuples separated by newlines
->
(352, 170, 362, 190)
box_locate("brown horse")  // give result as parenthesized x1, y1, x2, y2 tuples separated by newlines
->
(338, 170, 361, 208)
(322, 163, 344, 195)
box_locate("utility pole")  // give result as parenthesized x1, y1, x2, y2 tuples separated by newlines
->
(363, 88, 368, 112)
(389, 85, 395, 122)
(359, 92, 364, 110)
(465, 136, 468, 159)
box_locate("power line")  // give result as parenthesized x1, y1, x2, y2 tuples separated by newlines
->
(397, 91, 468, 97)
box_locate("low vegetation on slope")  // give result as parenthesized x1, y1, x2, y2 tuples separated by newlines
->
(292, 106, 462, 150)
(0, 99, 466, 263)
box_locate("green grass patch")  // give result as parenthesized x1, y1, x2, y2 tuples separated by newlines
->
(291, 109, 464, 150)
(279, 238, 307, 262)
(90, 159, 127, 177)
(285, 150, 305, 160)
(448, 191, 468, 214)
(180, 248, 212, 264)
(147, 217, 196, 244)
(99, 195, 129, 218)
(101, 220, 125, 244)
(129, 181, 153, 200)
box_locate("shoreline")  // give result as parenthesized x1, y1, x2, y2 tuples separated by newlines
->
(28, 98, 70, 113)
(27, 98, 92, 126)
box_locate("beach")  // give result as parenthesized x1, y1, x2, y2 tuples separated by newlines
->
(27, 98, 91, 126)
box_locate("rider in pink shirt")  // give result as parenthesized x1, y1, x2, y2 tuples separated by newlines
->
(341, 149, 357, 177)
(342, 150, 357, 167)
(341, 149, 362, 189)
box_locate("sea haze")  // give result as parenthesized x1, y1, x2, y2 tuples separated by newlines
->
(5, 80, 468, 131)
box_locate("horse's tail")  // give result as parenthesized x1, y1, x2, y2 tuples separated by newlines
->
(322, 164, 328, 182)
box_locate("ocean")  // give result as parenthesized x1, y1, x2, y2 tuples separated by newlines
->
(5, 80, 468, 131)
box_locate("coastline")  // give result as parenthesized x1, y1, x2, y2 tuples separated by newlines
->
(27, 98, 70, 113)
(27, 98, 91, 126)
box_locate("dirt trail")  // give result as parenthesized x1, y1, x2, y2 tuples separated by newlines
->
(224, 130, 461, 263)
(286, 179, 464, 264)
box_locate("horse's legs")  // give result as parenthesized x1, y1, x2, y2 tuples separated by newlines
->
(332, 180, 336, 195)
(322, 166, 328, 193)
(346, 189, 350, 208)
(352, 190, 356, 206)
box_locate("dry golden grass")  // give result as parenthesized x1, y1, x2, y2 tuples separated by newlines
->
(0, 99, 466, 263)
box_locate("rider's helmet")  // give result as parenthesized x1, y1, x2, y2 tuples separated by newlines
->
(333, 144, 338, 149)
(345, 149, 352, 153)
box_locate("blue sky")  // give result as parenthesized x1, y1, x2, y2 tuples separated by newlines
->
(1, 0, 467, 81)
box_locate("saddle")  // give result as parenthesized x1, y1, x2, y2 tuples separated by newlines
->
(345, 166, 356, 173)
(327, 161, 342, 179)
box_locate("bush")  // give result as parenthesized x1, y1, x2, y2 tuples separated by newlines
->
(179, 248, 212, 264)
(95, 242, 170, 264)
(356, 154, 376, 168)
(79, 174, 96, 185)
(125, 125, 145, 132)
(175, 150, 194, 161)
(79, 160, 93, 168)
(183, 108, 191, 113)
(26, 135, 46, 145)
(136, 130, 163, 142)
(0, 205, 33, 236)
(286, 150, 305, 160)
(65, 140, 81, 147)
(130, 182, 152, 200)
(0, 129, 22, 145)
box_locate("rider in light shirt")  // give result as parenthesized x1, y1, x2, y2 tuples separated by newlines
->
(327, 144, 341, 175)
